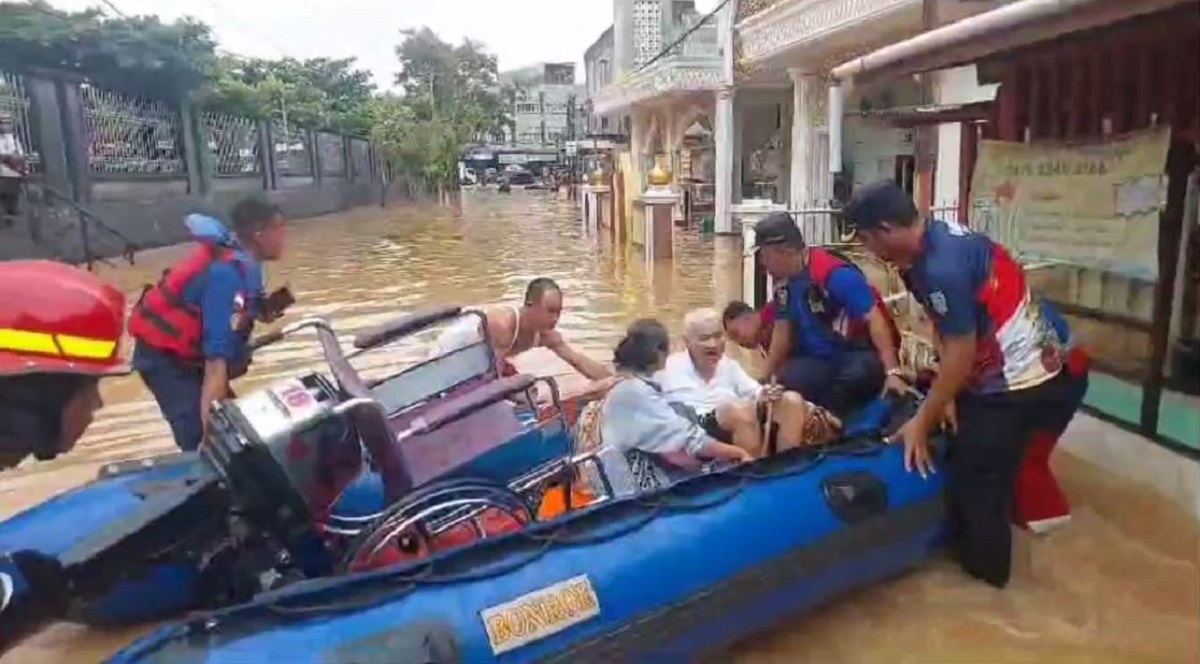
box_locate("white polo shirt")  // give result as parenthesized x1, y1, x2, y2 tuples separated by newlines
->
(655, 351, 762, 415)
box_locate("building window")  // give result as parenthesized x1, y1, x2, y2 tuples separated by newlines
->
(601, 117, 609, 130)
(516, 103, 538, 114)
(633, 0, 663, 68)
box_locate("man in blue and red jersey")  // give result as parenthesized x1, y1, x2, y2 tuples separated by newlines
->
(748, 212, 905, 416)
(128, 198, 289, 451)
(845, 179, 1083, 588)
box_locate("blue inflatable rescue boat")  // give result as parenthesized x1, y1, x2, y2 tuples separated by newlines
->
(0, 305, 947, 662)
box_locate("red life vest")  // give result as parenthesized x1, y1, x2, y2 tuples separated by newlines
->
(127, 243, 251, 361)
(757, 302, 778, 354)
(804, 247, 901, 350)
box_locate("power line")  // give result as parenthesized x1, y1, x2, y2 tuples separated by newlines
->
(637, 0, 732, 73)
(97, 0, 127, 18)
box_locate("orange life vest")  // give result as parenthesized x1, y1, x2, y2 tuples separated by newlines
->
(127, 243, 251, 362)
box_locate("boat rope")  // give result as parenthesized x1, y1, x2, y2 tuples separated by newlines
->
(258, 438, 888, 618)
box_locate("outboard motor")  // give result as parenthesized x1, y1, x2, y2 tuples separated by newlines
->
(203, 372, 366, 577)
(0, 374, 366, 652)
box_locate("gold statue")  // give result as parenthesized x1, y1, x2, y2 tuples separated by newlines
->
(647, 159, 672, 187)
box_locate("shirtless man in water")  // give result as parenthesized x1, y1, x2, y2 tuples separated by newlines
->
(433, 278, 614, 394)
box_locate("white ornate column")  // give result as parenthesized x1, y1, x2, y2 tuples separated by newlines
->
(714, 87, 737, 235)
(788, 69, 815, 211)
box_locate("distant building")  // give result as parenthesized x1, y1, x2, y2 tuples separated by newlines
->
(583, 27, 627, 137)
(499, 62, 586, 151)
(586, 2, 706, 139)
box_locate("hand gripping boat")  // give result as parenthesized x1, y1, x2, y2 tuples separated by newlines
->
(102, 397, 948, 657)
(0, 305, 577, 626)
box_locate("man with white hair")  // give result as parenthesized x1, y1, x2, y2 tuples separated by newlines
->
(656, 308, 835, 457)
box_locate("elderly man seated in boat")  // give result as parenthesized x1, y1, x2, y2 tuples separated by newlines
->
(658, 308, 839, 457)
(573, 318, 844, 497)
(430, 277, 614, 398)
(578, 319, 752, 474)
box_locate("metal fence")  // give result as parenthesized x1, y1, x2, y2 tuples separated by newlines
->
(81, 85, 185, 175)
(272, 123, 313, 178)
(202, 112, 260, 177)
(0, 70, 40, 174)
(317, 132, 344, 177)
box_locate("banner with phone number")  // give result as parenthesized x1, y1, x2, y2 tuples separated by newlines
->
(969, 127, 1171, 280)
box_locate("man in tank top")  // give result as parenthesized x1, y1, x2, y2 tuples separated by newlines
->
(432, 277, 614, 392)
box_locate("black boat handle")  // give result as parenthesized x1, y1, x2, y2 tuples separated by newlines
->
(352, 305, 464, 350)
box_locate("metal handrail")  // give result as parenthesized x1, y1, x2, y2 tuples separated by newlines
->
(35, 183, 139, 270)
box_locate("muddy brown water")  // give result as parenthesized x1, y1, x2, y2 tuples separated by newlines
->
(2, 191, 1196, 663)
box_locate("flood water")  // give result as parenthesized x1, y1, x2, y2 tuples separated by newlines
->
(2, 191, 1196, 663)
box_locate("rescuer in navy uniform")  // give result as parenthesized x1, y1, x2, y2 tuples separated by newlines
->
(846, 179, 1083, 588)
(749, 212, 905, 415)
(0, 261, 131, 652)
(128, 198, 290, 451)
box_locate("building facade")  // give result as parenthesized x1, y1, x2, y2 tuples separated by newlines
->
(500, 63, 587, 151)
(584, 27, 628, 137)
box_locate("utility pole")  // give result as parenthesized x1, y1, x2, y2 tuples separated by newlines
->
(567, 93, 577, 187)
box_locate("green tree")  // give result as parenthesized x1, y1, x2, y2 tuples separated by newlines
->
(378, 27, 507, 194)
(199, 55, 376, 134)
(0, 1, 217, 102)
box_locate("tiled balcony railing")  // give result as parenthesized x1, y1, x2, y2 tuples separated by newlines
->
(736, 0, 921, 64)
(590, 22, 724, 116)
(737, 0, 787, 23)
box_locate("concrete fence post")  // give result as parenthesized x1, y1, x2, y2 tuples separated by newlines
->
(55, 77, 91, 205)
(23, 74, 73, 202)
(179, 100, 209, 197)
(308, 129, 322, 187)
(258, 120, 276, 191)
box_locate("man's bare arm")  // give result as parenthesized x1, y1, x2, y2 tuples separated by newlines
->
(546, 339, 612, 380)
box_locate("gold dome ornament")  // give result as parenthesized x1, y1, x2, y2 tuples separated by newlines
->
(647, 162, 672, 187)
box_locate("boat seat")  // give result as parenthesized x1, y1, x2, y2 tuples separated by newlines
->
(434, 410, 572, 488)
(387, 375, 566, 501)
(372, 344, 496, 420)
(317, 326, 417, 504)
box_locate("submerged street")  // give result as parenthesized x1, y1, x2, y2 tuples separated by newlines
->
(0, 191, 1196, 663)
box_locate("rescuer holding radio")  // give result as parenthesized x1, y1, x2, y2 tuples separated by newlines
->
(128, 198, 292, 451)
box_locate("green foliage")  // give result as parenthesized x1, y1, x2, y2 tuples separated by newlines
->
(0, 3, 375, 134)
(373, 28, 510, 190)
(0, 6, 511, 189)
(0, 1, 217, 102)
(197, 55, 376, 135)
